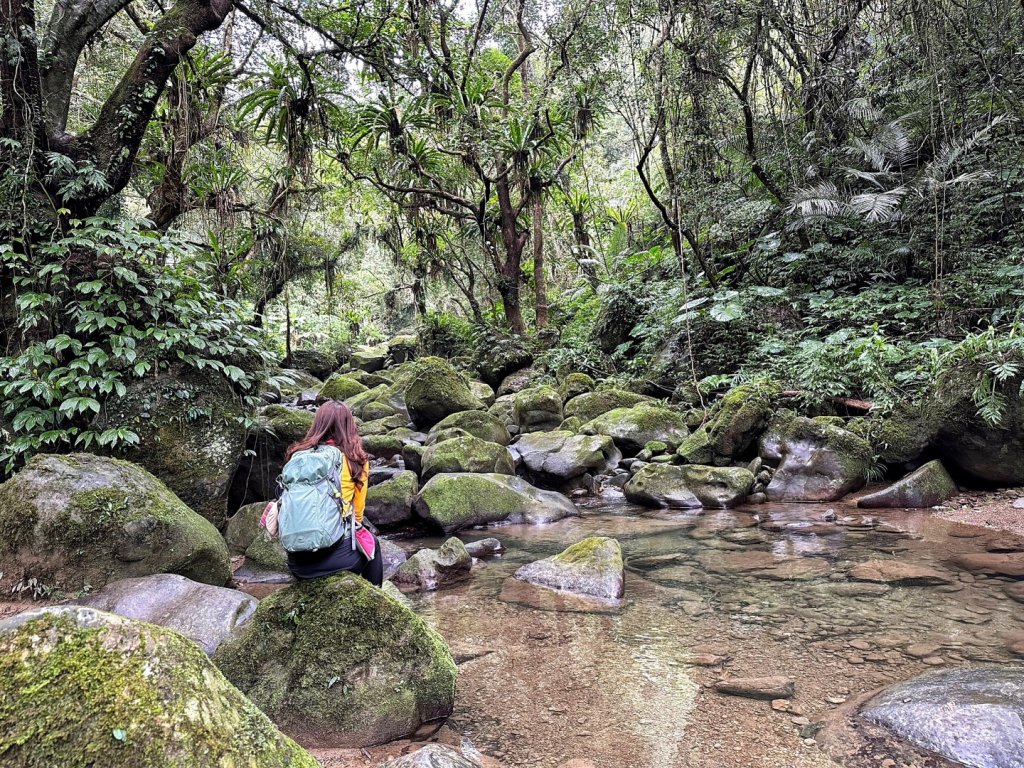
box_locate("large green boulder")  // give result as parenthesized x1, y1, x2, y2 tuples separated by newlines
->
(475, 337, 533, 387)
(224, 500, 267, 554)
(622, 464, 702, 509)
(362, 433, 405, 459)
(581, 403, 690, 456)
(469, 381, 496, 407)
(214, 574, 457, 747)
(229, 406, 312, 510)
(692, 381, 780, 460)
(559, 373, 596, 402)
(857, 460, 957, 509)
(365, 471, 419, 526)
(0, 606, 316, 768)
(487, 395, 517, 427)
(496, 367, 541, 397)
(415, 473, 578, 533)
(760, 415, 872, 501)
(350, 345, 389, 373)
(514, 385, 564, 433)
(563, 389, 652, 423)
(421, 435, 514, 481)
(318, 373, 369, 402)
(404, 358, 486, 429)
(96, 365, 250, 527)
(0, 454, 231, 592)
(512, 430, 621, 490)
(514, 536, 624, 600)
(676, 464, 755, 508)
(428, 410, 510, 446)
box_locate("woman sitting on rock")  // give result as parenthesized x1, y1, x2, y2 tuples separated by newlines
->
(265, 400, 383, 586)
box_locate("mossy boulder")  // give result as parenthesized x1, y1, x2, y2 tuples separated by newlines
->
(366, 471, 419, 526)
(362, 434, 405, 459)
(415, 473, 578, 533)
(581, 404, 690, 456)
(225, 501, 267, 554)
(245, 529, 289, 572)
(350, 345, 389, 373)
(281, 349, 336, 380)
(760, 415, 872, 502)
(428, 410, 510, 446)
(213, 574, 457, 747)
(0, 606, 316, 768)
(857, 460, 957, 509)
(96, 365, 250, 527)
(487, 395, 517, 427)
(560, 373, 596, 402)
(228, 406, 313, 511)
(702, 381, 781, 459)
(512, 430, 621, 490)
(421, 436, 515, 481)
(72, 573, 258, 654)
(344, 369, 393, 389)
(361, 414, 409, 436)
(562, 389, 652, 423)
(558, 416, 584, 433)
(387, 334, 420, 365)
(676, 465, 755, 508)
(513, 536, 624, 600)
(497, 367, 542, 397)
(622, 464, 702, 509)
(404, 358, 486, 429)
(393, 538, 472, 591)
(476, 338, 534, 387)
(514, 385, 564, 433)
(318, 373, 370, 402)
(0, 454, 231, 592)
(676, 428, 715, 465)
(469, 381, 496, 407)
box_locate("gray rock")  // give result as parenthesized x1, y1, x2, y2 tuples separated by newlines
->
(860, 666, 1024, 768)
(465, 538, 503, 558)
(393, 538, 472, 591)
(514, 385, 564, 433)
(381, 539, 409, 580)
(405, 357, 486, 429)
(581, 404, 690, 456)
(421, 436, 515, 481)
(379, 744, 482, 768)
(73, 573, 257, 654)
(365, 471, 420, 526)
(512, 430, 622, 490)
(514, 536, 624, 600)
(761, 415, 871, 502)
(715, 676, 795, 700)
(857, 460, 957, 509)
(622, 464, 702, 508)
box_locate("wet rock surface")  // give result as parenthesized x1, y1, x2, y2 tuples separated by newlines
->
(849, 560, 954, 585)
(512, 430, 621, 489)
(378, 744, 483, 768)
(761, 416, 871, 502)
(857, 460, 957, 509)
(394, 538, 473, 591)
(714, 676, 795, 700)
(513, 536, 624, 600)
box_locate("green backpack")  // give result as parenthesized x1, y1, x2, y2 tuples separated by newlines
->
(277, 445, 352, 553)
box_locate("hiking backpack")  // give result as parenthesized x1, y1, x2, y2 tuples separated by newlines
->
(277, 445, 352, 553)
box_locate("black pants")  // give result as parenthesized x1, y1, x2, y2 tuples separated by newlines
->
(288, 532, 384, 587)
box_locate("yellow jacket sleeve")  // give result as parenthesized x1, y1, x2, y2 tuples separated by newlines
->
(341, 457, 368, 525)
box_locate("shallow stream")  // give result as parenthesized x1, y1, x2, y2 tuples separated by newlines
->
(375, 493, 1024, 768)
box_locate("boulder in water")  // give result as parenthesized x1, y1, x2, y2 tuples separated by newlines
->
(622, 464, 702, 508)
(381, 539, 409, 580)
(393, 538, 473, 591)
(366, 471, 419, 526)
(0, 606, 316, 767)
(761, 415, 871, 502)
(428, 410, 510, 446)
(415, 473, 578, 533)
(512, 430, 621, 490)
(214, 573, 457, 747)
(581, 404, 689, 456)
(0, 454, 231, 592)
(405, 358, 486, 429)
(514, 385, 564, 433)
(674, 465, 755, 508)
(421, 436, 515, 481)
(72, 573, 257, 654)
(857, 460, 957, 508)
(859, 666, 1024, 768)
(514, 536, 624, 600)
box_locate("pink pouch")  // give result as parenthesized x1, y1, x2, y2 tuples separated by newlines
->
(354, 527, 376, 560)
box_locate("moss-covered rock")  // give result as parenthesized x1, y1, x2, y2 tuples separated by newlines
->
(228, 406, 313, 511)
(558, 416, 584, 433)
(393, 538, 472, 591)
(350, 345, 389, 373)
(512, 430, 621, 490)
(562, 389, 653, 423)
(225, 501, 267, 554)
(676, 428, 715, 465)
(318, 373, 369, 402)
(387, 334, 419, 365)
(213, 573, 457, 747)
(513, 385, 564, 433)
(487, 395, 517, 426)
(0, 607, 316, 768)
(560, 373, 596, 402)
(362, 434, 405, 459)
(415, 473, 578, 533)
(245, 529, 289, 572)
(0, 454, 231, 592)
(703, 381, 781, 458)
(476, 337, 534, 388)
(95, 365, 250, 527)
(581, 403, 690, 456)
(857, 460, 957, 509)
(469, 381, 496, 407)
(514, 536, 624, 600)
(675, 464, 755, 508)
(361, 414, 409, 436)
(280, 349, 337, 381)
(760, 415, 872, 502)
(366, 471, 419, 526)
(404, 358, 486, 429)
(497, 367, 542, 397)
(343, 369, 393, 389)
(622, 464, 702, 509)
(428, 410, 510, 446)
(421, 436, 515, 481)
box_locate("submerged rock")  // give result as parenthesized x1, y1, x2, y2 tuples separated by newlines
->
(428, 410, 510, 446)
(393, 538, 473, 591)
(857, 460, 957, 509)
(950, 551, 1024, 577)
(379, 744, 483, 768)
(405, 358, 486, 429)
(512, 430, 621, 490)
(214, 573, 457, 747)
(415, 473, 578, 533)
(465, 538, 503, 558)
(0, 606, 316, 767)
(761, 415, 871, 502)
(0, 454, 231, 592)
(849, 560, 953, 585)
(581, 404, 689, 456)
(366, 471, 420, 526)
(860, 666, 1024, 768)
(514, 536, 624, 600)
(72, 573, 257, 654)
(421, 435, 515, 481)
(698, 551, 830, 581)
(715, 676, 795, 700)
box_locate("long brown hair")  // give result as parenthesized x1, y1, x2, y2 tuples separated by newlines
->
(286, 401, 369, 487)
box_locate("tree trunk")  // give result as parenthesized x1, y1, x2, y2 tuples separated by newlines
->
(532, 194, 548, 329)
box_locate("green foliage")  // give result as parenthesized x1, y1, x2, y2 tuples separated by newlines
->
(0, 217, 272, 473)
(420, 313, 475, 359)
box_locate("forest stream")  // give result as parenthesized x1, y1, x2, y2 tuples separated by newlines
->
(296, 493, 1024, 768)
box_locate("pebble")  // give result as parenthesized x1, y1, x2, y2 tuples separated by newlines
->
(770, 699, 790, 712)
(847, 655, 865, 664)
(849, 639, 871, 651)
(791, 716, 810, 726)
(825, 695, 847, 705)
(922, 656, 946, 665)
